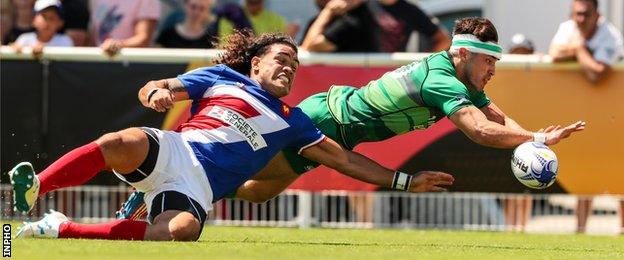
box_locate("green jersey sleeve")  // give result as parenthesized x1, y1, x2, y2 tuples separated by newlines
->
(421, 75, 473, 117)
(472, 90, 491, 109)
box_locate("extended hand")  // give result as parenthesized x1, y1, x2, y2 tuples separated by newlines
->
(409, 171, 455, 193)
(544, 121, 586, 145)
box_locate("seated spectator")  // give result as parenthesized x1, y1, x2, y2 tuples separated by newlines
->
(60, 0, 89, 46)
(1, 0, 13, 44)
(372, 0, 450, 52)
(4, 0, 35, 44)
(90, 0, 161, 56)
(549, 0, 624, 83)
(157, 0, 185, 32)
(509, 33, 535, 54)
(214, 3, 253, 34)
(156, 0, 217, 49)
(301, 0, 379, 53)
(218, 0, 295, 39)
(11, 0, 73, 58)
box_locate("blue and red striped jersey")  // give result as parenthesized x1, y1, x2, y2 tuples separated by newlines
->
(176, 64, 325, 201)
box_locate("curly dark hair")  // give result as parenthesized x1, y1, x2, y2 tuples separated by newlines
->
(452, 17, 498, 43)
(214, 30, 298, 75)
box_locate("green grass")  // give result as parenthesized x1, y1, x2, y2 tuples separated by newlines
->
(5, 222, 624, 259)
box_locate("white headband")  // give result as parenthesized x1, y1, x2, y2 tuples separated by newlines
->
(450, 34, 502, 59)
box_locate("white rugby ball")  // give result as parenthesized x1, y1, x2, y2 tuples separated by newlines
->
(511, 142, 558, 189)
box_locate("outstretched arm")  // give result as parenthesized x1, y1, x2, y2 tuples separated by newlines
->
(450, 105, 585, 148)
(235, 153, 301, 203)
(235, 138, 455, 203)
(301, 138, 454, 192)
(480, 102, 527, 131)
(138, 78, 189, 112)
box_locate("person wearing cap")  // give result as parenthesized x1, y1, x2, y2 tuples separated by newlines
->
(115, 18, 586, 214)
(509, 33, 535, 54)
(549, 0, 624, 83)
(10, 0, 73, 57)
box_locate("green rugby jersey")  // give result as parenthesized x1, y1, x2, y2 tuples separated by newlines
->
(326, 51, 491, 149)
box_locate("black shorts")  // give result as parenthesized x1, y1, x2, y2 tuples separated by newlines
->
(116, 127, 160, 183)
(148, 190, 208, 238)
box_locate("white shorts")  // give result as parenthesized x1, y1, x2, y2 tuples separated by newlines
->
(114, 128, 214, 219)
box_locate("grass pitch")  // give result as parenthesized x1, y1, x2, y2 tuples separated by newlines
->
(6, 224, 624, 259)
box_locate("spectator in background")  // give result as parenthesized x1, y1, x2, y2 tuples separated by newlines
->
(371, 0, 450, 52)
(90, 0, 161, 57)
(11, 0, 73, 58)
(158, 1, 254, 45)
(218, 0, 296, 39)
(59, 0, 89, 46)
(508, 33, 535, 54)
(156, 0, 217, 48)
(1, 0, 13, 44)
(548, 0, 623, 235)
(300, 0, 379, 53)
(549, 0, 624, 83)
(5, 0, 35, 44)
(502, 33, 535, 232)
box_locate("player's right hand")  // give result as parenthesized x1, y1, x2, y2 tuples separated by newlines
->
(149, 88, 175, 112)
(409, 171, 455, 193)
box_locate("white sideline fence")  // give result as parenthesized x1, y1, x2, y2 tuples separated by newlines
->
(1, 185, 622, 234)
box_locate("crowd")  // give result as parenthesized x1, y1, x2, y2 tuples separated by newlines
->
(0, 0, 452, 56)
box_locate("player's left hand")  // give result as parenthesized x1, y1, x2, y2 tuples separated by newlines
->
(544, 120, 586, 145)
(409, 171, 454, 193)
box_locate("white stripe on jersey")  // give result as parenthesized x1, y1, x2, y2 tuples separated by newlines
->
(207, 106, 267, 151)
(181, 110, 291, 147)
(204, 85, 288, 129)
(297, 135, 326, 154)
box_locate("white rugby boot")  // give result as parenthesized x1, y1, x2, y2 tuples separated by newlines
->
(15, 209, 69, 238)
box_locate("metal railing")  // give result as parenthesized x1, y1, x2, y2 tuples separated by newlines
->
(3, 46, 623, 69)
(1, 185, 621, 234)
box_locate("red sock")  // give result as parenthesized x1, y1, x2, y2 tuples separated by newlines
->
(59, 219, 147, 240)
(38, 142, 106, 195)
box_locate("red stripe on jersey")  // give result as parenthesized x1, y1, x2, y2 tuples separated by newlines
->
(176, 94, 262, 132)
(207, 95, 261, 118)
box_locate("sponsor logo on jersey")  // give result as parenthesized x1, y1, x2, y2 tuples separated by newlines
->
(281, 104, 291, 117)
(207, 106, 267, 151)
(455, 95, 471, 105)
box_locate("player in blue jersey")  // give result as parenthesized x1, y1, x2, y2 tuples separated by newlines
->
(9, 31, 453, 241)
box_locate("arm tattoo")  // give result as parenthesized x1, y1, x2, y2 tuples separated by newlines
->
(165, 78, 186, 93)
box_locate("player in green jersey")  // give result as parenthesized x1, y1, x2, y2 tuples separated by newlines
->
(230, 17, 585, 203)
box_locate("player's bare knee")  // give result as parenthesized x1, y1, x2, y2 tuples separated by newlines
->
(96, 132, 124, 150)
(168, 219, 200, 241)
(95, 128, 148, 172)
